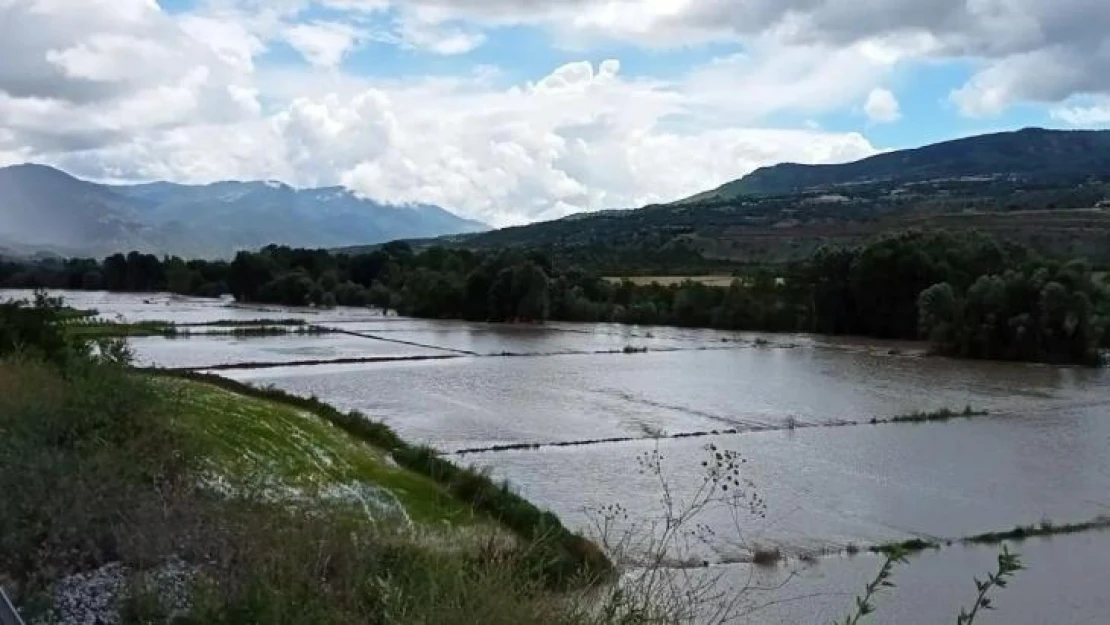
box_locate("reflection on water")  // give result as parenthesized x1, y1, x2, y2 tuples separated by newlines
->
(6, 289, 1110, 624)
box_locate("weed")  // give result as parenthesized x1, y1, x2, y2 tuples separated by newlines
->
(751, 546, 782, 566)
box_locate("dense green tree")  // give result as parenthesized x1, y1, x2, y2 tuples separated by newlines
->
(2, 228, 1106, 365)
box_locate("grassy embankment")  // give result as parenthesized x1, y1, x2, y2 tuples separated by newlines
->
(0, 354, 611, 624)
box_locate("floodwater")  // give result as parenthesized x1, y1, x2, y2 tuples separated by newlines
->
(6, 289, 1110, 624)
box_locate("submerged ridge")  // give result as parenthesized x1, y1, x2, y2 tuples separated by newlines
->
(452, 407, 990, 456)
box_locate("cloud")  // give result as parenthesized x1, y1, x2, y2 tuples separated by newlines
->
(864, 88, 900, 123)
(394, 15, 486, 55)
(0, 0, 257, 155)
(1051, 100, 1110, 126)
(283, 20, 361, 67)
(311, 60, 879, 225)
(281, 0, 1110, 115)
(2, 1, 915, 229)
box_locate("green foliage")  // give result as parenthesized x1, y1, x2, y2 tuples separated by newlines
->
(0, 358, 191, 601)
(837, 547, 907, 625)
(0, 291, 72, 365)
(4, 228, 1106, 365)
(840, 545, 1023, 625)
(955, 546, 1024, 625)
(0, 358, 613, 625)
(919, 259, 1107, 365)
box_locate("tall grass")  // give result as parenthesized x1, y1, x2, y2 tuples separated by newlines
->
(151, 369, 612, 584)
(0, 358, 613, 624)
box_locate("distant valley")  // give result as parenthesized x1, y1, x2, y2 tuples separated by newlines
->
(0, 164, 487, 258)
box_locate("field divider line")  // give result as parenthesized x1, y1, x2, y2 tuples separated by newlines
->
(452, 408, 990, 456)
(325, 327, 479, 355)
(152, 354, 461, 372)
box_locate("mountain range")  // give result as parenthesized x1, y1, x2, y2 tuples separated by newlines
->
(457, 128, 1110, 268)
(0, 164, 487, 258)
(5, 128, 1110, 265)
(684, 127, 1110, 201)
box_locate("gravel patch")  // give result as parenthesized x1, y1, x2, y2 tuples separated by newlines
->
(31, 558, 194, 625)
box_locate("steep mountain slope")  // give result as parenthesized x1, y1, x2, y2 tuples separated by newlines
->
(686, 128, 1110, 201)
(0, 164, 158, 255)
(0, 165, 486, 257)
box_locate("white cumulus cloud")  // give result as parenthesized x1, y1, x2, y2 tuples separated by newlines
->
(284, 21, 362, 68)
(864, 87, 900, 123)
(0, 0, 895, 228)
(1050, 100, 1110, 126)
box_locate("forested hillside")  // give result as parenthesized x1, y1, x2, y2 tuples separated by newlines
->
(687, 128, 1110, 200)
(448, 128, 1110, 269)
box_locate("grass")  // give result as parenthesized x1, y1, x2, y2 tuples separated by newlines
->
(963, 517, 1110, 545)
(176, 318, 308, 327)
(868, 515, 1110, 556)
(871, 406, 989, 425)
(602, 276, 738, 287)
(871, 538, 940, 556)
(154, 370, 613, 583)
(0, 357, 613, 624)
(168, 325, 336, 338)
(64, 321, 336, 340)
(750, 546, 783, 566)
(156, 377, 482, 524)
(57, 306, 99, 321)
(64, 320, 178, 338)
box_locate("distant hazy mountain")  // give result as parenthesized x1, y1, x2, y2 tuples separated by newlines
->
(0, 164, 487, 257)
(685, 127, 1110, 202)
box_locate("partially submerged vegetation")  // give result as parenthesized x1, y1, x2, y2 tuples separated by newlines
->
(873, 406, 989, 425)
(0, 294, 613, 624)
(61, 319, 335, 340)
(176, 354, 459, 372)
(455, 406, 992, 456)
(870, 515, 1110, 556)
(64, 319, 179, 338)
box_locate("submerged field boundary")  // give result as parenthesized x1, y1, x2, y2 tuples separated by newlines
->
(326, 327, 479, 355)
(452, 407, 990, 456)
(163, 354, 462, 372)
(142, 343, 792, 374)
(867, 515, 1110, 556)
(660, 515, 1110, 570)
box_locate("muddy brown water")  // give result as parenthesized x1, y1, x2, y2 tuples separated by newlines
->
(8, 289, 1110, 624)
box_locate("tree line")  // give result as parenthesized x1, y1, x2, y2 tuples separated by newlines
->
(2, 230, 1107, 365)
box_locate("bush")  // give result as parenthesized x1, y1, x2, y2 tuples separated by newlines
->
(0, 359, 196, 603)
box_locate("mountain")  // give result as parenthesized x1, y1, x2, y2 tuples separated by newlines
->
(0, 164, 157, 255)
(686, 128, 1110, 202)
(455, 128, 1110, 269)
(0, 165, 487, 257)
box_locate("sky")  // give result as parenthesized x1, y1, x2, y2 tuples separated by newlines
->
(2, 0, 1109, 227)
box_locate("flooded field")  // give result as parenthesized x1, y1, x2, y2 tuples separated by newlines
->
(7, 289, 1110, 623)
